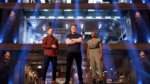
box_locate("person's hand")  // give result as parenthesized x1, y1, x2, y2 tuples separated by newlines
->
(70, 39, 76, 43)
(68, 38, 71, 41)
(51, 45, 57, 49)
(66, 38, 76, 44)
(69, 39, 76, 44)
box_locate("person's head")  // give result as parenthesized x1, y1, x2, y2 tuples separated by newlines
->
(91, 32, 97, 38)
(2, 51, 11, 62)
(10, 11, 15, 17)
(47, 27, 53, 36)
(135, 11, 141, 19)
(139, 50, 146, 58)
(70, 24, 77, 34)
(4, 51, 11, 59)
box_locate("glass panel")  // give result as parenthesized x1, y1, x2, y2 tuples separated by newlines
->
(19, 18, 132, 44)
(18, 9, 133, 44)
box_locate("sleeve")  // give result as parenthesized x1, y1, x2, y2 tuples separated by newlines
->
(66, 34, 70, 39)
(94, 38, 101, 48)
(42, 37, 50, 49)
(87, 40, 90, 48)
(98, 38, 102, 43)
(79, 34, 82, 38)
(55, 39, 59, 49)
(87, 40, 89, 45)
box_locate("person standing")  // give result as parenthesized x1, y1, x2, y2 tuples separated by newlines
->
(42, 27, 58, 84)
(135, 11, 149, 43)
(137, 51, 150, 84)
(130, 50, 150, 84)
(87, 32, 103, 84)
(64, 24, 84, 84)
(0, 51, 11, 84)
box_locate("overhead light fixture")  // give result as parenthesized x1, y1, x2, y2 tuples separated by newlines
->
(58, 16, 64, 19)
(64, 9, 72, 11)
(30, 16, 36, 19)
(43, 9, 49, 11)
(96, 16, 102, 19)
(48, 16, 55, 19)
(86, 16, 93, 19)
(114, 16, 121, 20)
(85, 32, 91, 34)
(66, 0, 71, 3)
(41, 0, 45, 3)
(39, 16, 45, 19)
(105, 16, 111, 19)
(113, 10, 118, 12)
(77, 16, 83, 19)
(67, 16, 74, 19)
(88, 9, 95, 12)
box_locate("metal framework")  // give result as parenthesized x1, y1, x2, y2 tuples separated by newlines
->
(0, 3, 149, 10)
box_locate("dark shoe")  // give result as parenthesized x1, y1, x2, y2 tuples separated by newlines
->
(42, 80, 45, 84)
(63, 81, 69, 84)
(79, 81, 85, 84)
(93, 79, 96, 84)
(99, 80, 104, 84)
(52, 81, 57, 84)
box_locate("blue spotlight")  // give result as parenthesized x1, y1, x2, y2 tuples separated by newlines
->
(17, 0, 21, 3)
(75, 0, 80, 16)
(0, 38, 3, 43)
(134, 37, 137, 43)
(147, 37, 150, 43)
(129, 0, 133, 3)
(142, 0, 146, 3)
(8, 76, 13, 84)
(13, 37, 17, 43)
(74, 1, 81, 30)
(138, 79, 142, 84)
(51, 3, 60, 28)
(13, 50, 28, 84)
(33, 3, 41, 17)
(112, 3, 124, 19)
(5, 0, 8, 3)
(1, 3, 20, 43)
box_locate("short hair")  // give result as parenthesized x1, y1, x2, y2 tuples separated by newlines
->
(91, 32, 98, 38)
(47, 26, 53, 31)
(71, 24, 77, 28)
(1, 51, 11, 58)
(139, 50, 147, 55)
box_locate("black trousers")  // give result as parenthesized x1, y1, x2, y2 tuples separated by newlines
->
(42, 55, 57, 81)
(65, 52, 83, 82)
